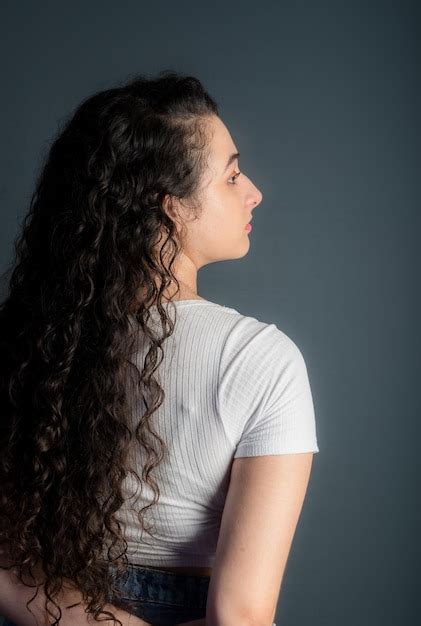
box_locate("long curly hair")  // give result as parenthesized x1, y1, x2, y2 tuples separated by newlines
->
(0, 69, 219, 624)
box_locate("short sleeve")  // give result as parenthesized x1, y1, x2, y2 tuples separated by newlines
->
(218, 318, 320, 457)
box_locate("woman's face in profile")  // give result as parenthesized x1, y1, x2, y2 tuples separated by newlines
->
(177, 114, 263, 267)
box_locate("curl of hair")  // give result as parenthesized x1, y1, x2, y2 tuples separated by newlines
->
(0, 69, 218, 624)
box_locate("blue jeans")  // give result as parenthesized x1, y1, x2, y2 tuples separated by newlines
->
(108, 563, 211, 624)
(2, 563, 211, 626)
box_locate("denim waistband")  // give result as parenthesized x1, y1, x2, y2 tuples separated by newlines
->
(111, 563, 211, 608)
(108, 563, 212, 625)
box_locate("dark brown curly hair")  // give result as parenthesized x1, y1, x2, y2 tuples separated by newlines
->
(0, 69, 219, 624)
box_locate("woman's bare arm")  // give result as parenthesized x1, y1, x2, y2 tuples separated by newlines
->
(206, 452, 315, 626)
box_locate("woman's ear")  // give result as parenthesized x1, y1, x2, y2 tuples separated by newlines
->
(162, 194, 185, 237)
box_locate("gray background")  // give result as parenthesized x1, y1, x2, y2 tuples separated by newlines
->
(1, 1, 419, 625)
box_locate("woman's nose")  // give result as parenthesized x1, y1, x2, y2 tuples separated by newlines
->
(251, 188, 263, 207)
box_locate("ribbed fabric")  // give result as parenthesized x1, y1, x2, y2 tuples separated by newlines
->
(115, 299, 319, 568)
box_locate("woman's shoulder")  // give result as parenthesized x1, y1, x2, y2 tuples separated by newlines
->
(212, 304, 302, 370)
(156, 299, 303, 365)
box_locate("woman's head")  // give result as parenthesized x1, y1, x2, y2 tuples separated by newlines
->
(0, 70, 260, 624)
(161, 114, 262, 282)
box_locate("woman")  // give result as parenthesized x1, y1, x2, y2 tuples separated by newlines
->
(0, 70, 319, 626)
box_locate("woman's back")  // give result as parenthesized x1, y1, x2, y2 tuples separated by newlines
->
(116, 299, 319, 589)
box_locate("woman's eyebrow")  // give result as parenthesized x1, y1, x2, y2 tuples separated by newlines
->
(222, 152, 240, 173)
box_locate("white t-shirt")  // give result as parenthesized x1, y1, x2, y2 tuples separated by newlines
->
(115, 299, 319, 568)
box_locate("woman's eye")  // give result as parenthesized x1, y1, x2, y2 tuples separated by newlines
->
(228, 171, 241, 185)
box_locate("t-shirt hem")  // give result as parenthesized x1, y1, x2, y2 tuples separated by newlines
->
(234, 440, 320, 457)
(125, 554, 215, 568)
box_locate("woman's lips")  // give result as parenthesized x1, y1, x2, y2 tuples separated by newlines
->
(245, 223, 252, 232)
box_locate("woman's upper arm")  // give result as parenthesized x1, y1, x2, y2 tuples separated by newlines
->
(206, 452, 315, 626)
